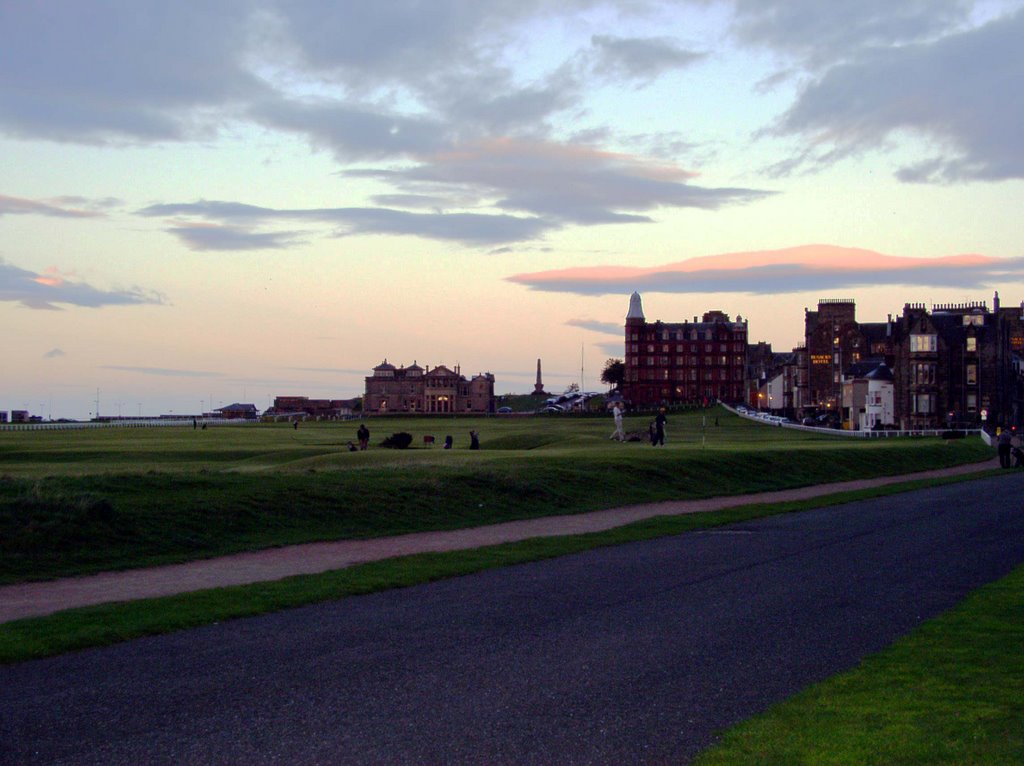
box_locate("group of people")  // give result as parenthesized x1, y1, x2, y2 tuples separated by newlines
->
(347, 424, 479, 451)
(609, 403, 667, 446)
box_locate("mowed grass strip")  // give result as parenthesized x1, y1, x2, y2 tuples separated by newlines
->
(0, 409, 995, 583)
(0, 470, 999, 664)
(693, 560, 1024, 766)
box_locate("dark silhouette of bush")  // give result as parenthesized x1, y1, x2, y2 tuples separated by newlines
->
(381, 432, 413, 449)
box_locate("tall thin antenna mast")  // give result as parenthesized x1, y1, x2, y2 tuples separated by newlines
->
(580, 343, 585, 393)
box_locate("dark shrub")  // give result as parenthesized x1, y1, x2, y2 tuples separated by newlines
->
(381, 432, 413, 449)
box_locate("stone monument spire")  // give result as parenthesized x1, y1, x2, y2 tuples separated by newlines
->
(533, 358, 548, 396)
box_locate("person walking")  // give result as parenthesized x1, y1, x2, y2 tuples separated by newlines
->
(357, 423, 370, 451)
(998, 427, 1013, 468)
(469, 430, 480, 450)
(610, 403, 625, 441)
(652, 408, 667, 447)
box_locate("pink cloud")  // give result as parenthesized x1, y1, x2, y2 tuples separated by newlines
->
(0, 194, 103, 218)
(507, 244, 1022, 295)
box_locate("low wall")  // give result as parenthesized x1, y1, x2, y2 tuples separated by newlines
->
(720, 405, 983, 440)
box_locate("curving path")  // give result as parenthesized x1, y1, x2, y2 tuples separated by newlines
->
(0, 457, 1001, 623)
(2, 470, 1023, 765)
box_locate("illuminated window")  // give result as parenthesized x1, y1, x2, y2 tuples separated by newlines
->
(913, 363, 936, 385)
(966, 364, 977, 385)
(910, 334, 937, 353)
(966, 337, 977, 352)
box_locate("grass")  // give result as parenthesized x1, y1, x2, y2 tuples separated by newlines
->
(0, 414, 1016, 764)
(0, 469, 999, 665)
(0, 407, 994, 583)
(694, 562, 1024, 766)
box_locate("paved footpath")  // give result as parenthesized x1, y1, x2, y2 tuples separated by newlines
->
(0, 458, 1000, 624)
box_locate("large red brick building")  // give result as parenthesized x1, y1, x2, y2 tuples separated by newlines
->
(363, 360, 495, 414)
(622, 292, 748, 406)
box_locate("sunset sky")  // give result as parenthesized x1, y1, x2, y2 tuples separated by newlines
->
(3, 1, 1023, 419)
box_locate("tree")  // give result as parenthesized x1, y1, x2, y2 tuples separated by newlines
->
(601, 358, 625, 391)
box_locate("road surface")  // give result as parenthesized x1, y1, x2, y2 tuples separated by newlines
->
(3, 473, 1023, 764)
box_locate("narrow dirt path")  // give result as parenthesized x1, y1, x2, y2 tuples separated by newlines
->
(0, 458, 1000, 623)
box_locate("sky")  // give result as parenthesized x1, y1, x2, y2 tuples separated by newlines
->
(2, 0, 1024, 419)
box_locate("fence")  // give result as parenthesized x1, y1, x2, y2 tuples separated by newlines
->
(0, 419, 258, 432)
(721, 405, 983, 440)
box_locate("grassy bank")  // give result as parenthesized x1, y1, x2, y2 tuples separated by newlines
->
(694, 560, 1024, 765)
(0, 470, 998, 665)
(0, 409, 993, 583)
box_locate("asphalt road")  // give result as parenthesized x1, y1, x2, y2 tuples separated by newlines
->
(3, 474, 1024, 765)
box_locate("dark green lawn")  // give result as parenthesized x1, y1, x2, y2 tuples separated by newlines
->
(0, 408, 994, 583)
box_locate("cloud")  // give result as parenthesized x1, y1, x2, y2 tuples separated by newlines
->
(101, 366, 220, 378)
(345, 138, 774, 226)
(0, 1, 594, 149)
(565, 318, 623, 336)
(507, 244, 1024, 295)
(138, 136, 773, 248)
(0, 3, 268, 144)
(165, 223, 307, 251)
(589, 35, 705, 83)
(139, 199, 553, 246)
(285, 367, 376, 375)
(0, 259, 166, 310)
(43, 348, 65, 359)
(729, 0, 974, 69)
(250, 98, 450, 162)
(766, 9, 1024, 182)
(0, 194, 105, 218)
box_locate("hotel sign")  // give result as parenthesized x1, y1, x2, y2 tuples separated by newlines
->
(811, 354, 832, 365)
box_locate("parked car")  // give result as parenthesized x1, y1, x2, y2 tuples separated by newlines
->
(496, 406, 513, 414)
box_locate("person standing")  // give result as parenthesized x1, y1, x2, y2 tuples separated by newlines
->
(610, 403, 625, 441)
(469, 430, 480, 450)
(357, 423, 370, 451)
(652, 408, 667, 447)
(998, 427, 1012, 468)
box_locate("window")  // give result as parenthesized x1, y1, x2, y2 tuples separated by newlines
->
(910, 334, 937, 353)
(967, 393, 978, 412)
(913, 363, 936, 385)
(966, 364, 977, 385)
(966, 337, 977, 352)
(963, 314, 984, 326)
(914, 394, 935, 414)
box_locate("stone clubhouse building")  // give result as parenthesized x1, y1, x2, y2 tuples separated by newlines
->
(363, 360, 496, 414)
